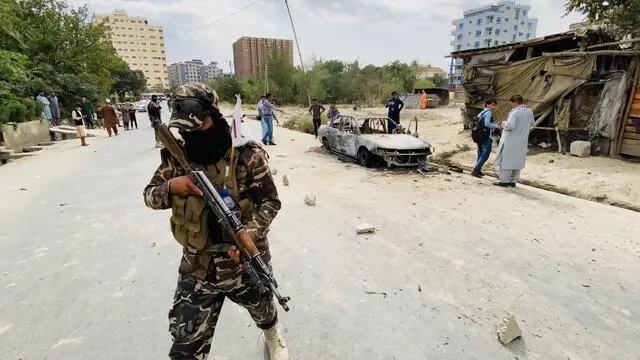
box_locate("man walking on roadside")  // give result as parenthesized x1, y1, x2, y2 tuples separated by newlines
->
(80, 97, 95, 129)
(471, 99, 498, 178)
(385, 91, 404, 134)
(100, 99, 118, 137)
(309, 99, 326, 139)
(261, 93, 280, 146)
(143, 83, 289, 360)
(257, 95, 265, 120)
(493, 95, 534, 187)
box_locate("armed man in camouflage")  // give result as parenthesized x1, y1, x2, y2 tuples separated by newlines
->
(143, 83, 289, 360)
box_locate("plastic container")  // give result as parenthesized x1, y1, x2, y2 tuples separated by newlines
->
(219, 188, 236, 210)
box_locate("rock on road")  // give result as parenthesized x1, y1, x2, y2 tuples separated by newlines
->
(0, 108, 638, 360)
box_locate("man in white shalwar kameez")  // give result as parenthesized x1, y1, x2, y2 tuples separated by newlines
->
(493, 95, 534, 187)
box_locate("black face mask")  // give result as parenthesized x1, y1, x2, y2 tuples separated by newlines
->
(182, 113, 232, 165)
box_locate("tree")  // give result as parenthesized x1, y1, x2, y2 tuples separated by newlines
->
(206, 76, 243, 103)
(432, 73, 449, 87)
(148, 84, 168, 94)
(111, 64, 146, 101)
(565, 0, 640, 37)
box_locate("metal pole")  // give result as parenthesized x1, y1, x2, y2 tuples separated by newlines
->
(284, 0, 311, 106)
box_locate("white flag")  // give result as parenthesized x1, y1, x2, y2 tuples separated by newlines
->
(231, 94, 251, 147)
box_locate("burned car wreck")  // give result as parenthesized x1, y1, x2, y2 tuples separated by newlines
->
(318, 115, 433, 168)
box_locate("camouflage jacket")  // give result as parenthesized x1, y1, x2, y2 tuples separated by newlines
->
(143, 143, 281, 281)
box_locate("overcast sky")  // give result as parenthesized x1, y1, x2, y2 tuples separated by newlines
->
(73, 0, 585, 72)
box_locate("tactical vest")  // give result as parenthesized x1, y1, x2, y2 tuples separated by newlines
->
(169, 147, 256, 252)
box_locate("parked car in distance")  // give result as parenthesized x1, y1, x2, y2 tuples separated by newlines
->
(136, 99, 149, 112)
(318, 115, 433, 168)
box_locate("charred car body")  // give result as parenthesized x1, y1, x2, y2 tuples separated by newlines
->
(318, 115, 433, 168)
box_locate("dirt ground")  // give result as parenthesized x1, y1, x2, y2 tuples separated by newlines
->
(1, 108, 639, 359)
(278, 104, 640, 212)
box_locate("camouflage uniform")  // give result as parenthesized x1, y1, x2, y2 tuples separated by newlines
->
(143, 83, 282, 359)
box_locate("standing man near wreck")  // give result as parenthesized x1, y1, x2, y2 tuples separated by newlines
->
(385, 91, 404, 134)
(472, 99, 498, 178)
(493, 95, 534, 187)
(142, 84, 289, 360)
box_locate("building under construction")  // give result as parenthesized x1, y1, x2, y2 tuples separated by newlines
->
(450, 27, 640, 158)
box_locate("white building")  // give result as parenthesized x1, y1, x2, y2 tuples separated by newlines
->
(450, 1, 538, 87)
(168, 60, 224, 88)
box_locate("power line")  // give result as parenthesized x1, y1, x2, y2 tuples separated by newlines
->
(284, 0, 311, 106)
(165, 0, 264, 38)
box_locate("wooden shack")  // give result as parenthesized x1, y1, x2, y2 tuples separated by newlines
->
(449, 28, 640, 158)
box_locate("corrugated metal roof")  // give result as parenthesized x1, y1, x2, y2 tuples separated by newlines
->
(448, 30, 581, 58)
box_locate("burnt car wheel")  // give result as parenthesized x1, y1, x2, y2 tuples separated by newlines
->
(322, 137, 330, 150)
(357, 147, 373, 167)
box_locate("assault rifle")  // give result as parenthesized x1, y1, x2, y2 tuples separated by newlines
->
(154, 123, 291, 311)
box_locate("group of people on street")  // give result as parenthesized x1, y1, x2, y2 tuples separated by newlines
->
(117, 103, 139, 130)
(36, 92, 61, 126)
(471, 95, 535, 187)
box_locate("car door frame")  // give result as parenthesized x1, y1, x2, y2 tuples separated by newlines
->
(337, 116, 359, 158)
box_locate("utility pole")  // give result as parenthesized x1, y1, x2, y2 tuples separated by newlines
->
(227, 60, 233, 77)
(284, 0, 311, 106)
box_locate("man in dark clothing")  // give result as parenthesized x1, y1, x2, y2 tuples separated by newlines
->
(308, 99, 326, 139)
(48, 92, 61, 126)
(148, 95, 163, 148)
(80, 97, 95, 129)
(143, 83, 289, 360)
(385, 91, 404, 134)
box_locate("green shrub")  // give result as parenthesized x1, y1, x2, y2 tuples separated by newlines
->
(283, 115, 314, 135)
(0, 99, 28, 124)
(19, 98, 37, 121)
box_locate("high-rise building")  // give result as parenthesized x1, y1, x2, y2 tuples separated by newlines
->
(168, 60, 224, 88)
(94, 10, 169, 89)
(232, 37, 294, 79)
(450, 1, 538, 87)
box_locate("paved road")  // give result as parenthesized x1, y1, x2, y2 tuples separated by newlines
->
(1, 108, 639, 360)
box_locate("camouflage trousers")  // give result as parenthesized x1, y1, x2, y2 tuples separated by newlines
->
(168, 274, 278, 360)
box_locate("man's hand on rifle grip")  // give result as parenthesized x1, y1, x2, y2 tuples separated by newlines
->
(168, 175, 203, 196)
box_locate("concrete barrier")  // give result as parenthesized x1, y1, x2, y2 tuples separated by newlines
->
(1, 120, 51, 153)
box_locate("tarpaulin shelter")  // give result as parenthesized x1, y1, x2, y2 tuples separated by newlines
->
(449, 28, 640, 157)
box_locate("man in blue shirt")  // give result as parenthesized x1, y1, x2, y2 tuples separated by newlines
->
(472, 99, 498, 178)
(385, 91, 404, 134)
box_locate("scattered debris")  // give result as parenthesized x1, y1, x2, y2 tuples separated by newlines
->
(365, 291, 388, 298)
(444, 178, 452, 182)
(150, 242, 156, 248)
(582, 284, 591, 288)
(304, 193, 316, 206)
(538, 142, 550, 149)
(448, 165, 463, 173)
(497, 313, 522, 345)
(570, 141, 592, 158)
(548, 159, 555, 163)
(20, 188, 27, 191)
(282, 175, 289, 186)
(418, 285, 422, 292)
(356, 224, 376, 234)
(59, 203, 67, 207)
(271, 168, 278, 176)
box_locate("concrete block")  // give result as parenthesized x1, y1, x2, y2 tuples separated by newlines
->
(23, 146, 43, 152)
(304, 193, 316, 206)
(570, 141, 591, 158)
(282, 175, 289, 187)
(497, 314, 522, 345)
(356, 224, 376, 234)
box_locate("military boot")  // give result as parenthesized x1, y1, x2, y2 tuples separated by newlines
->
(264, 324, 289, 360)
